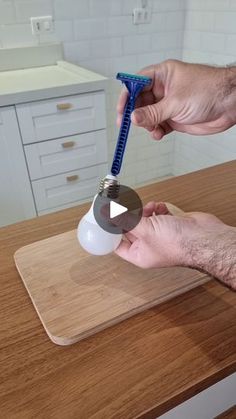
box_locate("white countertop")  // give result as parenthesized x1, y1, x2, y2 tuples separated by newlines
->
(0, 60, 107, 106)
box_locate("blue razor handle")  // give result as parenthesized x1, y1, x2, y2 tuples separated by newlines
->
(111, 72, 152, 176)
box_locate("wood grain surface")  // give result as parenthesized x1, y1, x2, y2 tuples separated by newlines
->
(217, 406, 236, 419)
(14, 204, 208, 345)
(0, 161, 236, 419)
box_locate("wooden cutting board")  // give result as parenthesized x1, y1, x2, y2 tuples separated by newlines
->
(14, 204, 209, 346)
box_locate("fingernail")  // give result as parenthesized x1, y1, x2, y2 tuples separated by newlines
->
(133, 109, 144, 124)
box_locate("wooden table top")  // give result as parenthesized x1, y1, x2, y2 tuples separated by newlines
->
(0, 161, 235, 419)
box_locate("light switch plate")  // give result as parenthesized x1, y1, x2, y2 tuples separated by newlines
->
(31, 16, 54, 36)
(133, 7, 152, 24)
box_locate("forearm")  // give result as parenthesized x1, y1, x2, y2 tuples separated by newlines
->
(223, 65, 236, 124)
(185, 226, 236, 290)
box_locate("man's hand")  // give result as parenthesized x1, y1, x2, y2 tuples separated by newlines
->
(115, 202, 236, 290)
(117, 60, 236, 140)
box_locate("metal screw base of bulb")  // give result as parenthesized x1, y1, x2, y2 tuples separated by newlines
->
(99, 176, 120, 199)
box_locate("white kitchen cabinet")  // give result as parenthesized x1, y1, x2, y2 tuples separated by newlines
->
(19, 92, 108, 217)
(0, 107, 36, 226)
(16, 92, 106, 143)
(24, 130, 107, 180)
(0, 59, 108, 227)
(32, 163, 108, 212)
(0, 94, 108, 226)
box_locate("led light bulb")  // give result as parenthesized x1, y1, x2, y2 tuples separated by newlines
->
(77, 195, 122, 256)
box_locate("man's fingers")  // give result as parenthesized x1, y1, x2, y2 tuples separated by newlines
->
(143, 201, 157, 217)
(125, 231, 137, 243)
(116, 114, 123, 126)
(154, 202, 171, 215)
(143, 201, 171, 217)
(115, 239, 133, 262)
(116, 66, 156, 126)
(151, 126, 167, 140)
(127, 215, 151, 238)
(104, 202, 143, 235)
(131, 98, 174, 130)
(116, 87, 128, 114)
(116, 91, 155, 127)
(151, 121, 173, 140)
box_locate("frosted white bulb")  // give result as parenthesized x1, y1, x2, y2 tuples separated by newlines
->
(77, 196, 122, 256)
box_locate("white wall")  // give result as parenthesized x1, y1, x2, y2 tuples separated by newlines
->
(173, 0, 236, 175)
(1, 0, 235, 181)
(0, 0, 185, 187)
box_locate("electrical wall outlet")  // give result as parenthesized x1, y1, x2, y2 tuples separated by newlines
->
(31, 16, 54, 36)
(133, 7, 152, 25)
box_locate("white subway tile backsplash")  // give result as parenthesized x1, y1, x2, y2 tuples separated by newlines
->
(153, 0, 184, 12)
(0, 23, 37, 47)
(229, 0, 236, 11)
(107, 16, 136, 36)
(182, 49, 212, 64)
(214, 12, 236, 34)
(137, 13, 167, 34)
(174, 140, 215, 169)
(74, 18, 107, 40)
(214, 53, 232, 65)
(0, 0, 16, 24)
(187, 0, 230, 11)
(185, 10, 215, 32)
(89, 0, 110, 17)
(152, 31, 182, 51)
(225, 33, 236, 55)
(136, 51, 166, 68)
(137, 145, 158, 161)
(173, 154, 199, 176)
(89, 37, 122, 59)
(165, 48, 182, 60)
(110, 0, 123, 16)
(120, 174, 136, 187)
(110, 54, 138, 77)
(79, 58, 111, 76)
(134, 137, 149, 153)
(136, 168, 164, 185)
(123, 34, 151, 55)
(147, 154, 171, 170)
(91, 39, 110, 58)
(63, 40, 91, 62)
(166, 11, 185, 31)
(201, 33, 225, 53)
(122, 0, 137, 16)
(207, 0, 230, 10)
(185, 0, 208, 10)
(15, 0, 53, 23)
(212, 132, 236, 154)
(54, 0, 89, 20)
(158, 139, 175, 155)
(54, 20, 73, 42)
(183, 31, 201, 50)
(177, 0, 236, 176)
(109, 37, 123, 57)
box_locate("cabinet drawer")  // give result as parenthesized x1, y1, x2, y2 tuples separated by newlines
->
(32, 163, 108, 211)
(16, 92, 106, 144)
(25, 130, 107, 180)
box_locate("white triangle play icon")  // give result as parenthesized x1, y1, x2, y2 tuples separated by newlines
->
(110, 201, 128, 219)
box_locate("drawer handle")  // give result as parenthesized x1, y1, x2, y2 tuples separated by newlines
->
(61, 141, 75, 149)
(57, 103, 73, 111)
(66, 175, 79, 182)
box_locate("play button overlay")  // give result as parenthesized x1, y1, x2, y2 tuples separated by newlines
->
(93, 184, 143, 234)
(110, 201, 128, 219)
